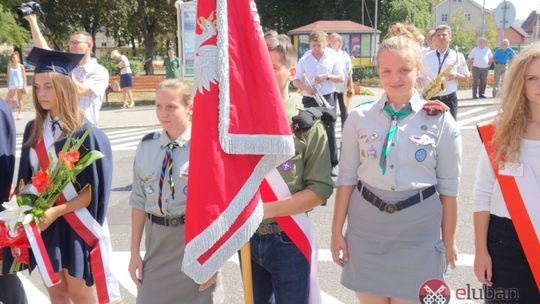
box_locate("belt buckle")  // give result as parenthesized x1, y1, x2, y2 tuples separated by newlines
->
(170, 217, 181, 227)
(384, 203, 397, 214)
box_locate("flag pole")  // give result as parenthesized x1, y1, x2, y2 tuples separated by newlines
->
(240, 242, 254, 304)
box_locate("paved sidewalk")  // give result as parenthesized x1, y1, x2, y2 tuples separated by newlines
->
(7, 87, 499, 135)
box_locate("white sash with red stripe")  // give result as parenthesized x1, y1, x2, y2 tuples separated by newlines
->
(261, 169, 321, 304)
(22, 221, 59, 287)
(34, 131, 121, 303)
(478, 123, 540, 291)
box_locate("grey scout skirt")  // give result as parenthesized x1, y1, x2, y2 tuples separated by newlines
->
(341, 182, 446, 301)
(137, 217, 224, 304)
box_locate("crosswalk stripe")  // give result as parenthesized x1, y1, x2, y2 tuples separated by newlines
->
(105, 128, 148, 136)
(457, 110, 498, 127)
(458, 107, 486, 118)
(109, 133, 156, 145)
(106, 128, 160, 141)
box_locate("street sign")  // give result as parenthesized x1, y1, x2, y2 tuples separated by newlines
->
(494, 1, 516, 30)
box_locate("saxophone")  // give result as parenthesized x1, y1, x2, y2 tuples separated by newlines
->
(423, 60, 458, 100)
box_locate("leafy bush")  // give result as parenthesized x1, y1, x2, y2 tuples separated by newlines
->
(352, 66, 378, 82)
(98, 55, 142, 76)
(0, 51, 11, 74)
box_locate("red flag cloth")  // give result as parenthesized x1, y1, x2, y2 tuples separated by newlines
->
(182, 0, 295, 284)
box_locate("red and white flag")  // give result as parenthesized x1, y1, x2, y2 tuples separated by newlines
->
(182, 0, 295, 284)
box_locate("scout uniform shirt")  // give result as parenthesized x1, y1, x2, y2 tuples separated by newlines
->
(337, 91, 462, 197)
(261, 99, 334, 225)
(129, 127, 190, 216)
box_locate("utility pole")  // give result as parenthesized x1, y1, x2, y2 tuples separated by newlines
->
(537, 5, 540, 41)
(448, 0, 451, 24)
(362, 0, 365, 24)
(373, 0, 379, 65)
(480, 0, 486, 37)
(413, 0, 417, 25)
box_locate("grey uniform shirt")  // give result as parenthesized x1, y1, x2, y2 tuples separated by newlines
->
(129, 127, 191, 216)
(337, 91, 462, 196)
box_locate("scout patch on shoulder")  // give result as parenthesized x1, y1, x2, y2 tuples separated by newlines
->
(422, 100, 449, 116)
(354, 99, 376, 108)
(142, 131, 160, 141)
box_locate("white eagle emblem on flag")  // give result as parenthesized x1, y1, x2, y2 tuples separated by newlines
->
(194, 13, 218, 94)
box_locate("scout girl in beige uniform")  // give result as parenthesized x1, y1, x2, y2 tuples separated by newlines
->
(128, 80, 223, 304)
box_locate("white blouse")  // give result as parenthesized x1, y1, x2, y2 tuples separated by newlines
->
(473, 138, 540, 219)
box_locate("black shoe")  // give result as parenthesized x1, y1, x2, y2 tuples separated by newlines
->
(473, 96, 478, 99)
(331, 167, 338, 177)
(479, 95, 487, 99)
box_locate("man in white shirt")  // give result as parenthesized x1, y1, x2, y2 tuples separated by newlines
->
(422, 25, 470, 119)
(328, 33, 353, 126)
(24, 15, 109, 125)
(293, 31, 343, 175)
(468, 37, 493, 99)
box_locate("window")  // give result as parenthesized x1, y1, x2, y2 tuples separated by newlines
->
(442, 14, 448, 23)
(452, 0, 463, 3)
(101, 42, 107, 47)
(465, 13, 471, 21)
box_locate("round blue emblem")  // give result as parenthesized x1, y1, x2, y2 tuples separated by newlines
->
(183, 185, 188, 195)
(415, 148, 427, 162)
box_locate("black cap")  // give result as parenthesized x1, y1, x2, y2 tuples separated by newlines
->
(26, 47, 84, 75)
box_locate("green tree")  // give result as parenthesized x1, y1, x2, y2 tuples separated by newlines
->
(0, 2, 30, 46)
(484, 13, 498, 48)
(256, 0, 432, 39)
(134, 0, 177, 75)
(378, 0, 432, 35)
(37, 0, 121, 52)
(449, 8, 477, 52)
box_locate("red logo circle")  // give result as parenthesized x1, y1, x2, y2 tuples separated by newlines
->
(418, 279, 451, 304)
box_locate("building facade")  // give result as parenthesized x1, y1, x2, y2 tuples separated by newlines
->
(522, 10, 539, 44)
(288, 20, 380, 67)
(434, 0, 491, 35)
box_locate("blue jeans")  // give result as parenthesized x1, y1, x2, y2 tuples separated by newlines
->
(249, 231, 310, 304)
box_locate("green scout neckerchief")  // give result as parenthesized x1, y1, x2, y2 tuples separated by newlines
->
(379, 102, 413, 175)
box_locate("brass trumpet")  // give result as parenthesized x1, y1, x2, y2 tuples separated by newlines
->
(303, 74, 334, 108)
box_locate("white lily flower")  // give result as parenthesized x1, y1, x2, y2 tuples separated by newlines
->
(0, 196, 33, 237)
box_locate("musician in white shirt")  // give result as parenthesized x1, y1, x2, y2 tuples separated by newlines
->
(293, 31, 343, 175)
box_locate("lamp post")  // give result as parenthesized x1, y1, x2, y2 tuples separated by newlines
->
(481, 0, 486, 37)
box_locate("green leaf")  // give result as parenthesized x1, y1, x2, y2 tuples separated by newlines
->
(72, 127, 95, 151)
(73, 151, 104, 176)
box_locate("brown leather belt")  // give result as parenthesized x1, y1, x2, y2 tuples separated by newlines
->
(255, 223, 283, 235)
(147, 214, 185, 227)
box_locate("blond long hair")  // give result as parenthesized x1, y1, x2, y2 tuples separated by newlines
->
(493, 43, 540, 163)
(26, 72, 84, 147)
